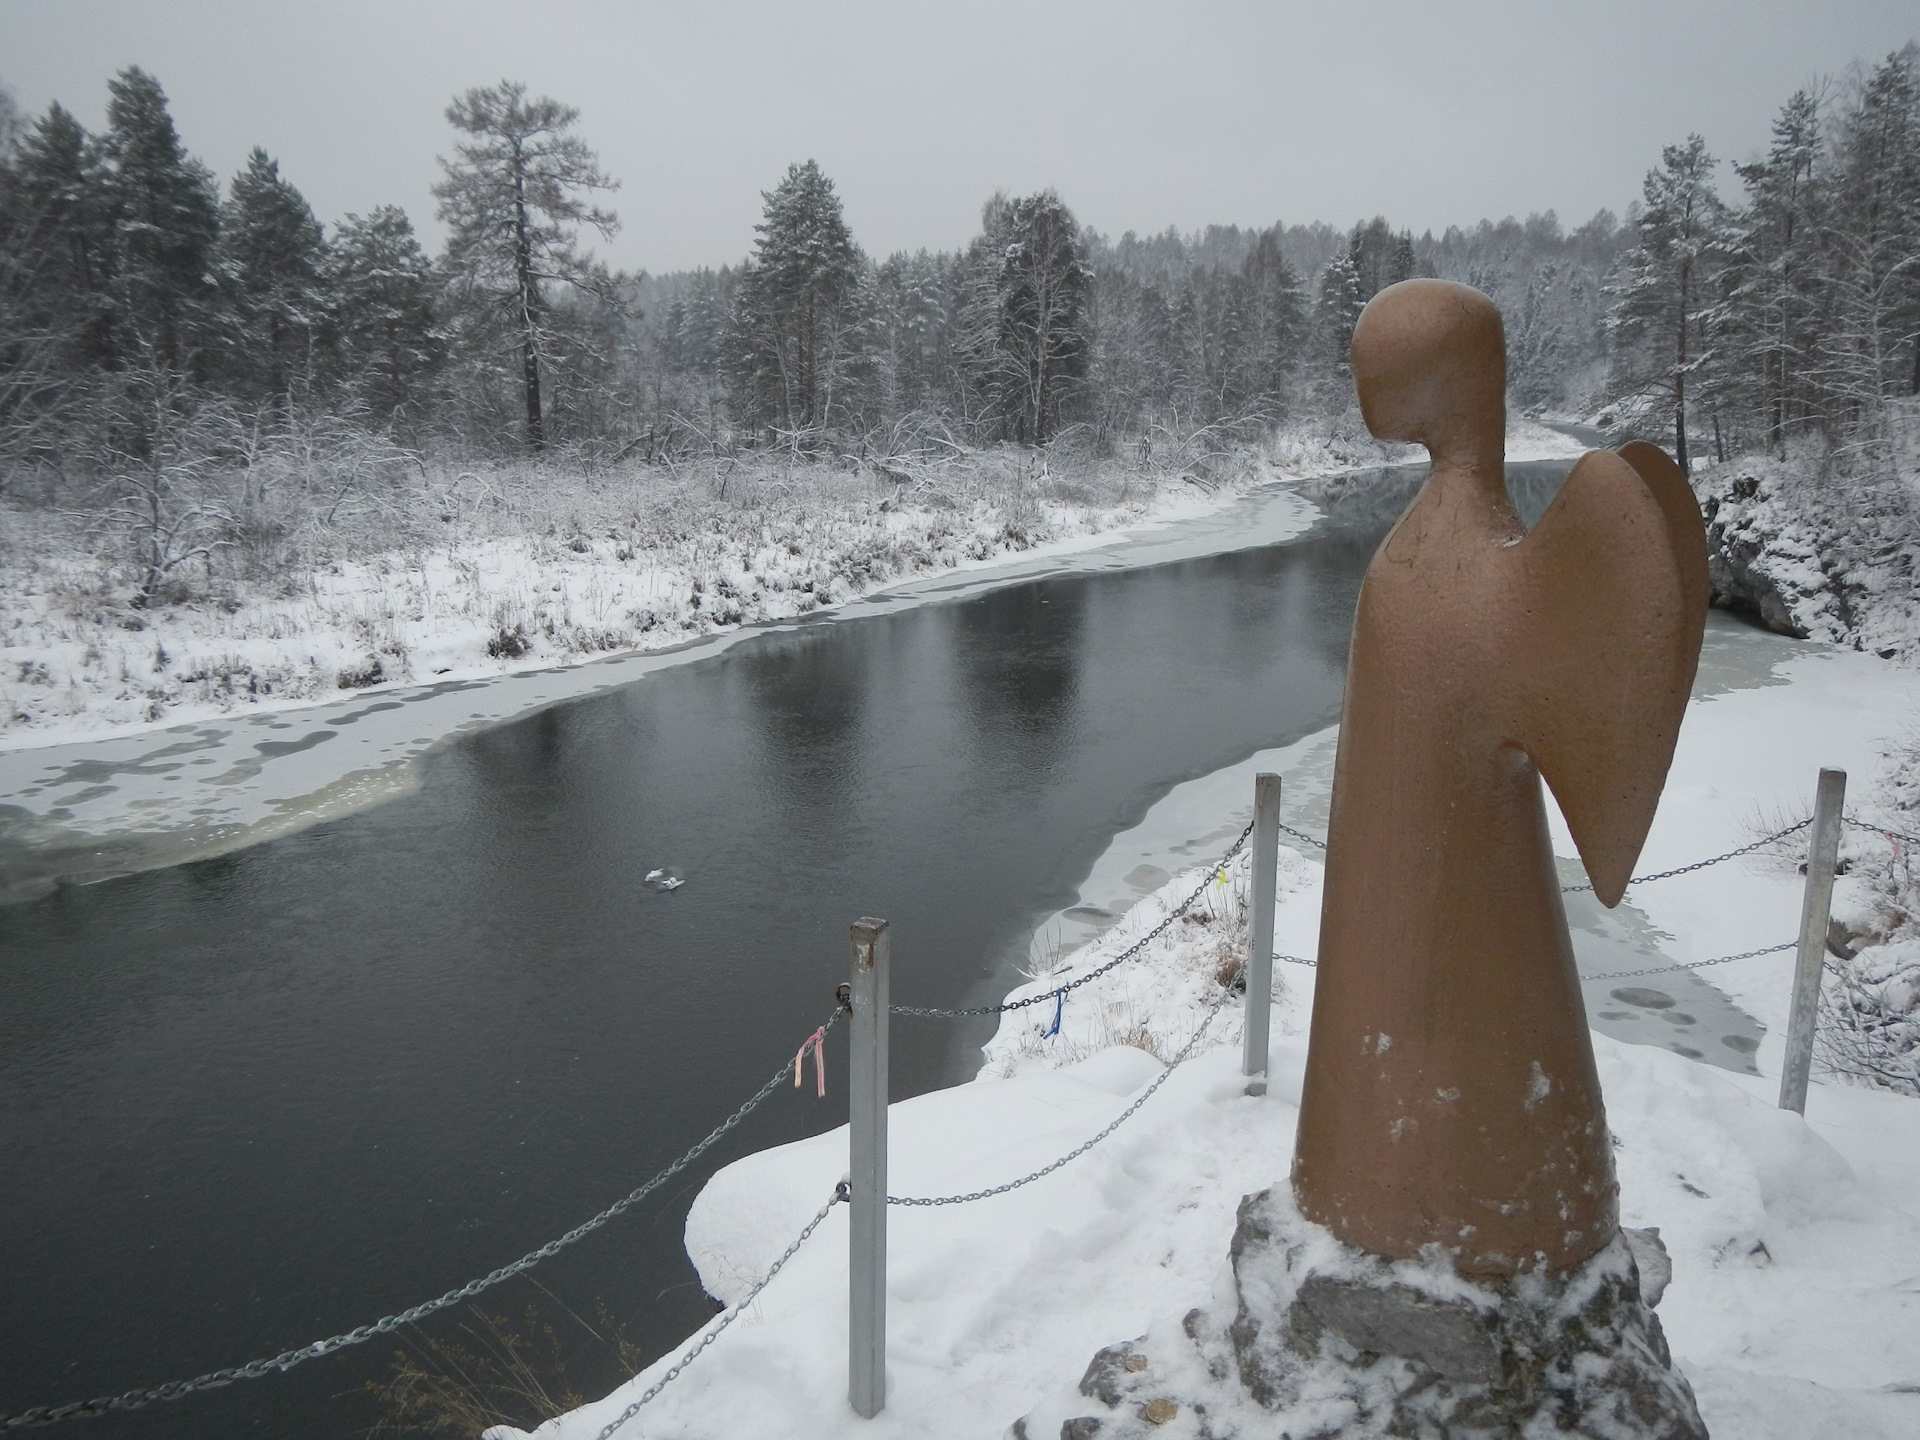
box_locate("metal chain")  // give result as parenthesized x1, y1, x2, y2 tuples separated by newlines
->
(592, 1188, 846, 1440)
(1276, 820, 1325, 849)
(893, 822, 1255, 1018)
(1579, 939, 1797, 982)
(1847, 812, 1920, 848)
(1560, 817, 1814, 893)
(888, 975, 1239, 1206)
(1273, 815, 1816, 894)
(0, 1006, 847, 1433)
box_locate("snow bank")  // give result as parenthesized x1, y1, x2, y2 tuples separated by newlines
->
(0, 421, 1583, 752)
(513, 617, 1920, 1440)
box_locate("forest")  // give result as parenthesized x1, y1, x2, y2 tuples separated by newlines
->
(0, 51, 1914, 686)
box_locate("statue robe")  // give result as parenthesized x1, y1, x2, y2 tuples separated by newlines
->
(1291, 441, 1708, 1277)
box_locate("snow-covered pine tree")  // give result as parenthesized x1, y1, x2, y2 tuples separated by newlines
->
(993, 191, 1092, 444)
(1347, 216, 1412, 303)
(728, 160, 867, 446)
(328, 206, 443, 430)
(214, 148, 330, 406)
(6, 102, 115, 375)
(1726, 90, 1825, 453)
(1310, 250, 1365, 400)
(100, 67, 220, 378)
(1238, 226, 1305, 420)
(433, 81, 620, 450)
(1814, 48, 1920, 468)
(872, 250, 949, 421)
(1605, 134, 1734, 472)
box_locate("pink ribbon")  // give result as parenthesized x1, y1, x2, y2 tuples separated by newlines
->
(794, 1026, 827, 1098)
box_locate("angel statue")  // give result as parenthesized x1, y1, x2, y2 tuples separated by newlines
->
(1291, 279, 1709, 1279)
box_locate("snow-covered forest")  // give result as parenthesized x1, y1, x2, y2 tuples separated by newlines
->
(0, 48, 1916, 734)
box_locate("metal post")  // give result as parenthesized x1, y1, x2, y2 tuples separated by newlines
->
(1244, 773, 1281, 1096)
(1779, 769, 1846, 1115)
(847, 917, 889, 1418)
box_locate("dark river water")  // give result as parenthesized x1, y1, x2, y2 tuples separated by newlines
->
(0, 462, 1576, 1439)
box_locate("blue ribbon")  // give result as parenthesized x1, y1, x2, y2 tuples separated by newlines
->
(1043, 988, 1065, 1039)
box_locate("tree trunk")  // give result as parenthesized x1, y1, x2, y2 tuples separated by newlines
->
(1673, 263, 1691, 475)
(514, 164, 544, 451)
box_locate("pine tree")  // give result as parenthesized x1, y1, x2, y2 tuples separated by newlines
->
(873, 250, 949, 417)
(1606, 135, 1733, 472)
(8, 102, 115, 369)
(1239, 227, 1304, 417)
(329, 206, 442, 427)
(1508, 261, 1572, 411)
(215, 148, 330, 404)
(1816, 48, 1920, 456)
(729, 160, 866, 441)
(1727, 90, 1825, 451)
(2, 100, 112, 460)
(1347, 217, 1411, 302)
(994, 190, 1091, 443)
(433, 80, 620, 449)
(101, 67, 220, 376)
(1311, 250, 1365, 397)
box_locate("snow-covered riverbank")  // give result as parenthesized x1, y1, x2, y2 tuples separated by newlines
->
(0, 421, 1588, 903)
(0, 421, 1583, 753)
(516, 617, 1920, 1440)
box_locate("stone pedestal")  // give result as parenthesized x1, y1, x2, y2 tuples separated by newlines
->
(1012, 1188, 1707, 1440)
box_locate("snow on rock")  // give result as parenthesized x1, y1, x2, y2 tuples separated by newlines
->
(1695, 450, 1920, 664)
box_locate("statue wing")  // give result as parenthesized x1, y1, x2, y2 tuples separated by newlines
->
(1513, 444, 1708, 906)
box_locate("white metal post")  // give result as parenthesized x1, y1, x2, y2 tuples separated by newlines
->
(1244, 773, 1281, 1096)
(1779, 769, 1846, 1115)
(847, 917, 889, 1417)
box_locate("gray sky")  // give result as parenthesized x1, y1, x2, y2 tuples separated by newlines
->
(3, 0, 1915, 274)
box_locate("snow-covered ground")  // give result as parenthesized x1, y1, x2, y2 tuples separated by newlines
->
(511, 616, 1920, 1440)
(0, 421, 1582, 751)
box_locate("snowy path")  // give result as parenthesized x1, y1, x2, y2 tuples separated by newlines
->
(516, 615, 1920, 1440)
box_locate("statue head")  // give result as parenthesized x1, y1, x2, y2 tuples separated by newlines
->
(1352, 280, 1506, 460)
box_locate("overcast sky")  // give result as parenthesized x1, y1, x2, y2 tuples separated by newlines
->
(3, 1, 1915, 274)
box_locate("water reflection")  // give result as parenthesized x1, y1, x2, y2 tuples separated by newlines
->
(953, 581, 1087, 788)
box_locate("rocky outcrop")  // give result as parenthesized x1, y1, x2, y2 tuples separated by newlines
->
(1698, 469, 1833, 640)
(1693, 456, 1918, 662)
(1012, 1187, 1707, 1440)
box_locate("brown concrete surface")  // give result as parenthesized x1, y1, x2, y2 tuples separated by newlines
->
(1290, 279, 1709, 1277)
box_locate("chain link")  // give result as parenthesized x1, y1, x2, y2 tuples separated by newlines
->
(888, 976, 1239, 1206)
(1271, 815, 1816, 894)
(892, 822, 1256, 1018)
(0, 1006, 847, 1433)
(1847, 812, 1920, 848)
(1560, 817, 1814, 893)
(592, 1188, 846, 1440)
(1579, 939, 1798, 982)
(1276, 820, 1325, 849)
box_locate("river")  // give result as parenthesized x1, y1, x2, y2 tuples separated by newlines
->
(0, 457, 1752, 1439)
